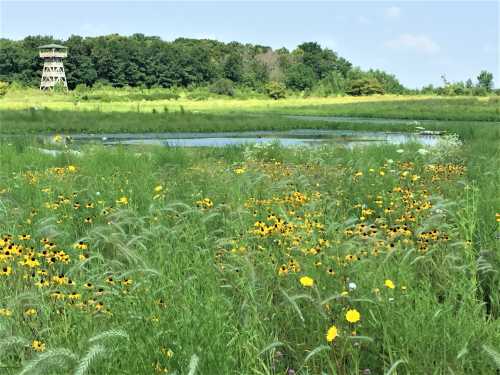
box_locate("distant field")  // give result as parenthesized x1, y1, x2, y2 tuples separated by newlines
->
(1, 89, 499, 121)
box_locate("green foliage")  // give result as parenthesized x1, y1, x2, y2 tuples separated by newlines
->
(285, 63, 316, 91)
(477, 70, 494, 92)
(346, 78, 385, 96)
(0, 81, 9, 97)
(209, 78, 235, 96)
(0, 35, 408, 95)
(264, 81, 286, 99)
(366, 69, 406, 94)
(317, 70, 346, 96)
(223, 53, 243, 83)
(52, 81, 68, 93)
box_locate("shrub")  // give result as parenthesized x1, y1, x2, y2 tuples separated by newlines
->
(346, 78, 384, 96)
(264, 81, 286, 100)
(0, 81, 9, 97)
(209, 79, 235, 96)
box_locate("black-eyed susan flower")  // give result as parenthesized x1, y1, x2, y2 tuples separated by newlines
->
(24, 308, 37, 317)
(68, 292, 81, 300)
(0, 308, 12, 317)
(0, 266, 12, 276)
(74, 241, 88, 250)
(278, 265, 288, 276)
(31, 340, 45, 352)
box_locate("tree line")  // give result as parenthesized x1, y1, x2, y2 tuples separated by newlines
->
(0, 34, 495, 97)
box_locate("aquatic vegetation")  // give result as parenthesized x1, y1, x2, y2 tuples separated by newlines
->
(0, 136, 498, 374)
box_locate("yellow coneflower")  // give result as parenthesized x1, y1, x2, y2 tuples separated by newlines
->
(0, 266, 12, 276)
(278, 265, 288, 276)
(32, 340, 45, 352)
(74, 241, 88, 250)
(0, 308, 12, 316)
(68, 292, 81, 300)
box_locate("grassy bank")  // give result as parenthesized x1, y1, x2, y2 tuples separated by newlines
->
(0, 135, 499, 374)
(1, 107, 500, 137)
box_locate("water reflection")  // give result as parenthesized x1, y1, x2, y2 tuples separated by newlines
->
(69, 129, 440, 148)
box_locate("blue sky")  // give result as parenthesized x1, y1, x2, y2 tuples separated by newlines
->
(1, 1, 498, 88)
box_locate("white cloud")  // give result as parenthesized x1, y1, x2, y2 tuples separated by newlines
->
(385, 34, 440, 55)
(385, 6, 401, 18)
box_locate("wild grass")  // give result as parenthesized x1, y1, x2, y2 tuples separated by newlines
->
(1, 89, 499, 121)
(0, 135, 498, 374)
(1, 107, 500, 136)
(0, 92, 499, 373)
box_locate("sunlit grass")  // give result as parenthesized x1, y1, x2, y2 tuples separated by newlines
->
(1, 88, 499, 121)
(0, 138, 498, 374)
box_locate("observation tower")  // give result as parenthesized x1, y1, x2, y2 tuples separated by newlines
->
(38, 44, 68, 90)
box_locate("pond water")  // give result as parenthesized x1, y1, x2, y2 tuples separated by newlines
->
(68, 129, 440, 148)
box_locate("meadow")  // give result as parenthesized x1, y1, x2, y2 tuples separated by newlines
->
(0, 94, 499, 374)
(1, 87, 500, 122)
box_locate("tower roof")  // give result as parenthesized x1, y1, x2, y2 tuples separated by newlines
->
(38, 44, 67, 49)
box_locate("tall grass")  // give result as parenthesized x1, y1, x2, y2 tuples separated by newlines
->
(1, 90, 499, 121)
(0, 137, 498, 374)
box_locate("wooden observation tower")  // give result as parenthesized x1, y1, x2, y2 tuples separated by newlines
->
(38, 44, 68, 90)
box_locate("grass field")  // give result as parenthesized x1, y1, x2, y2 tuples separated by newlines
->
(0, 94, 499, 374)
(2, 89, 499, 121)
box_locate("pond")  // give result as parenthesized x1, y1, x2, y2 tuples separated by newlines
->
(67, 129, 441, 148)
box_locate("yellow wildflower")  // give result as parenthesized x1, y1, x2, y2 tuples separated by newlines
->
(117, 196, 129, 205)
(326, 325, 338, 343)
(384, 279, 396, 289)
(299, 276, 314, 287)
(32, 340, 45, 352)
(345, 309, 361, 323)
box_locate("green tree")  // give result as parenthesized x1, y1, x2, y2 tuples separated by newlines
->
(265, 81, 286, 99)
(223, 53, 243, 82)
(209, 78, 235, 96)
(319, 71, 346, 95)
(477, 70, 494, 92)
(346, 78, 384, 96)
(285, 63, 315, 91)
